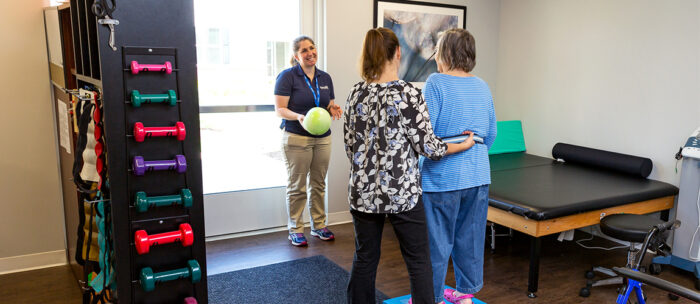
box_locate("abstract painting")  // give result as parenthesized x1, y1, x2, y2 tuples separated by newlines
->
(374, 0, 466, 83)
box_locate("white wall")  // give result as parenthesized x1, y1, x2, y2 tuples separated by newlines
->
(325, 0, 502, 214)
(0, 0, 66, 264)
(496, 0, 700, 184)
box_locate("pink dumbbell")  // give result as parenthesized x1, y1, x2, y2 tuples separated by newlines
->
(133, 122, 186, 142)
(134, 223, 194, 255)
(131, 60, 173, 74)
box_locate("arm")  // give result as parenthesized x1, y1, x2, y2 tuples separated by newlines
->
(327, 99, 342, 120)
(401, 86, 472, 160)
(273, 70, 305, 123)
(447, 133, 475, 155)
(326, 76, 342, 120)
(342, 89, 356, 161)
(275, 95, 305, 123)
(484, 96, 497, 149)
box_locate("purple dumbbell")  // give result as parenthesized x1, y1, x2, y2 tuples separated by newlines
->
(132, 155, 187, 176)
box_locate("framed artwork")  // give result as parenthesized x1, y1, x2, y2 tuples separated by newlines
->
(374, 0, 466, 82)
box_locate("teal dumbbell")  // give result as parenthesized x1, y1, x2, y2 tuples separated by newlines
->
(134, 189, 193, 213)
(131, 90, 177, 107)
(140, 260, 201, 292)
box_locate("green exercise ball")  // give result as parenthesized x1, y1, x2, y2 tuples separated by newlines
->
(302, 107, 331, 135)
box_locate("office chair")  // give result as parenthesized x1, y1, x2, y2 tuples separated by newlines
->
(579, 214, 678, 299)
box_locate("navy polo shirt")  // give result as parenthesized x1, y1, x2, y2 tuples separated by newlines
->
(274, 65, 335, 138)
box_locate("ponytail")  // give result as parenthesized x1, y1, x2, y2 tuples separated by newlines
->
(360, 28, 399, 82)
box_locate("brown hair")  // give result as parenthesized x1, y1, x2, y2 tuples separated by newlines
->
(290, 36, 315, 66)
(360, 28, 399, 82)
(436, 28, 476, 73)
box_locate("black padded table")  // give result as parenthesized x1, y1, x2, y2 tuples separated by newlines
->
(487, 152, 679, 297)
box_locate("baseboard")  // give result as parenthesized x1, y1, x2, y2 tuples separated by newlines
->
(206, 210, 352, 242)
(326, 210, 352, 226)
(0, 250, 67, 275)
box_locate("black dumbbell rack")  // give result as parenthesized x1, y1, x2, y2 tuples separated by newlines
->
(90, 1, 207, 303)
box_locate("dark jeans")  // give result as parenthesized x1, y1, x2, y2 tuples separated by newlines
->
(347, 200, 434, 304)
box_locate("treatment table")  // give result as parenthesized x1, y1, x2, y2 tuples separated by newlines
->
(486, 151, 679, 298)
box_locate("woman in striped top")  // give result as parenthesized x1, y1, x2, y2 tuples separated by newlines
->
(343, 27, 475, 304)
(420, 29, 497, 304)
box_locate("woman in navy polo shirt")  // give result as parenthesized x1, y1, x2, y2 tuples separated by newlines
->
(274, 36, 342, 246)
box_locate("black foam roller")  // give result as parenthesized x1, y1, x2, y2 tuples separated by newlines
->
(552, 143, 653, 178)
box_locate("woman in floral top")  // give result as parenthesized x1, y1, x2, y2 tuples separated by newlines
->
(343, 27, 475, 304)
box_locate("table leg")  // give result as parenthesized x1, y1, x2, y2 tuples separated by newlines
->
(528, 236, 541, 298)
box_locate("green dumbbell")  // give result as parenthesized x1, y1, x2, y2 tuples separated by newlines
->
(140, 259, 201, 292)
(134, 189, 193, 213)
(131, 90, 177, 107)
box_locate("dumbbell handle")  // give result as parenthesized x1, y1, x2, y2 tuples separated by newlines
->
(132, 155, 187, 176)
(133, 122, 186, 142)
(157, 268, 191, 282)
(148, 160, 178, 171)
(131, 60, 173, 74)
(135, 189, 193, 213)
(134, 223, 193, 255)
(140, 260, 201, 292)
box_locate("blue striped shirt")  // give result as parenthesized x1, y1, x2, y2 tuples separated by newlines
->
(420, 73, 497, 192)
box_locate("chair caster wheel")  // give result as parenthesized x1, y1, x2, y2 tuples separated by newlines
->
(649, 263, 662, 275)
(584, 270, 595, 279)
(579, 287, 591, 297)
(668, 293, 679, 301)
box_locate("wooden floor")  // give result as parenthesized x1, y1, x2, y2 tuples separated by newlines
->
(2, 222, 697, 303)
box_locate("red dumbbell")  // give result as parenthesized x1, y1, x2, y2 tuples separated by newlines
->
(133, 122, 186, 142)
(131, 60, 173, 74)
(184, 297, 197, 304)
(134, 223, 194, 255)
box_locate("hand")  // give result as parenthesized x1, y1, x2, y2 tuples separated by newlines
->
(297, 114, 305, 124)
(327, 101, 343, 120)
(460, 131, 476, 150)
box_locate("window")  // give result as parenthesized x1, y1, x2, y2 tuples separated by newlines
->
(267, 41, 292, 78)
(194, 0, 303, 193)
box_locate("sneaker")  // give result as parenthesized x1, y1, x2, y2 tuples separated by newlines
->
(288, 233, 308, 246)
(310, 227, 335, 241)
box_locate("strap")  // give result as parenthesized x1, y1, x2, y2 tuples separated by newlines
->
(72, 101, 97, 193)
(299, 65, 320, 107)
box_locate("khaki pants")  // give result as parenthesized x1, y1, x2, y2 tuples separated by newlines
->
(282, 132, 331, 233)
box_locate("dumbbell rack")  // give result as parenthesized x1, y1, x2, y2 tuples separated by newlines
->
(91, 1, 207, 303)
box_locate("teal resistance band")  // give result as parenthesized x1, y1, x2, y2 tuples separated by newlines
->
(89, 191, 115, 293)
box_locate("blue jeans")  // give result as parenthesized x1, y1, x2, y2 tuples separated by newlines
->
(423, 185, 489, 303)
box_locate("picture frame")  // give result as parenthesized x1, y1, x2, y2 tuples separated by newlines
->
(373, 0, 467, 83)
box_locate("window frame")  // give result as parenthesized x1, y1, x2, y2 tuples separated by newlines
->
(198, 0, 324, 114)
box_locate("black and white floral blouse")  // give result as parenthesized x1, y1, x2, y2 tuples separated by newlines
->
(343, 80, 448, 214)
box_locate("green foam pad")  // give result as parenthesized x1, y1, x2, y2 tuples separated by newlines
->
(488, 120, 526, 155)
